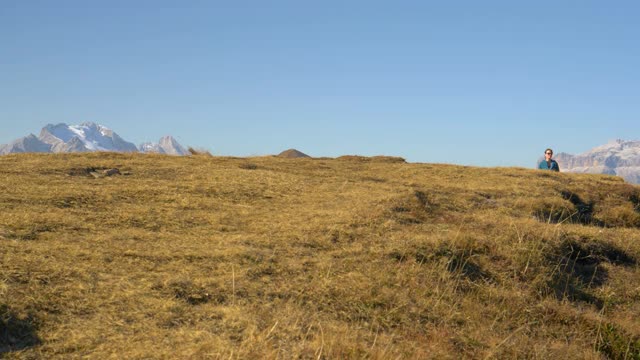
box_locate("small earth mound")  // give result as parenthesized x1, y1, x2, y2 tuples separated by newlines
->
(277, 149, 310, 159)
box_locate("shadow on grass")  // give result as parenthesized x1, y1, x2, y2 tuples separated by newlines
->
(559, 190, 603, 226)
(390, 244, 494, 284)
(630, 192, 640, 212)
(534, 190, 604, 227)
(547, 238, 636, 308)
(0, 305, 41, 354)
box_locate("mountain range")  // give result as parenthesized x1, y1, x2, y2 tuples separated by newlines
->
(0, 122, 189, 156)
(555, 139, 640, 184)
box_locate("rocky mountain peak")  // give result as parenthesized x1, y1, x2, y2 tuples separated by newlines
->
(555, 139, 640, 184)
(138, 135, 189, 156)
(1, 123, 189, 156)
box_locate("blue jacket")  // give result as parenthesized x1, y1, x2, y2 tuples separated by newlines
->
(538, 159, 560, 171)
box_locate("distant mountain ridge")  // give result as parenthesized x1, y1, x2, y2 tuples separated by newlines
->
(139, 136, 189, 156)
(0, 122, 189, 156)
(555, 139, 640, 184)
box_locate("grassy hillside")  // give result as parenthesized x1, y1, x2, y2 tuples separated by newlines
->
(1, 152, 640, 359)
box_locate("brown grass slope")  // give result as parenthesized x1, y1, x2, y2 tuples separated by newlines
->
(1, 153, 640, 359)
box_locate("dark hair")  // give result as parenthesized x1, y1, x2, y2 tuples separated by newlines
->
(545, 148, 553, 154)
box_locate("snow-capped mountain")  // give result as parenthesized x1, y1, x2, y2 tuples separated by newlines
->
(0, 122, 189, 156)
(139, 136, 189, 156)
(39, 122, 138, 153)
(555, 139, 640, 184)
(0, 134, 52, 154)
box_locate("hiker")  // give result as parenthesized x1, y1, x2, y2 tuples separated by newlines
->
(538, 148, 560, 172)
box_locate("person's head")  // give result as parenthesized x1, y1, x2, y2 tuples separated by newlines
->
(544, 148, 553, 160)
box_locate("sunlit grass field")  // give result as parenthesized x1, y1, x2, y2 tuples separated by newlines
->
(1, 152, 640, 359)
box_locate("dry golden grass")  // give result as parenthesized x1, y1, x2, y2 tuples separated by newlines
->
(1, 152, 640, 359)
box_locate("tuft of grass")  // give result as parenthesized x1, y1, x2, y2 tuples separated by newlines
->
(596, 205, 640, 228)
(238, 163, 258, 170)
(597, 323, 640, 360)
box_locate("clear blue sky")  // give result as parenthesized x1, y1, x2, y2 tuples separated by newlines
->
(1, 1, 639, 166)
